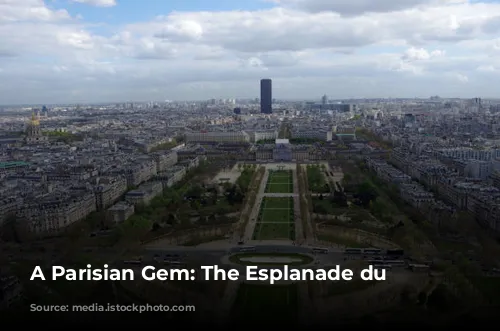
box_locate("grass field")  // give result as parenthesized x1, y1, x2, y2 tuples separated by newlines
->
(231, 283, 298, 324)
(265, 170, 293, 193)
(252, 197, 295, 240)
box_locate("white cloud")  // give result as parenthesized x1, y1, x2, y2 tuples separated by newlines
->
(71, 0, 116, 7)
(402, 47, 446, 61)
(1, 0, 500, 103)
(0, 0, 69, 22)
(456, 73, 469, 82)
(477, 65, 497, 72)
(269, 0, 468, 15)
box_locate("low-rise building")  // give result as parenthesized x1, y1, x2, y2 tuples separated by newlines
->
(399, 183, 435, 208)
(185, 131, 250, 143)
(125, 181, 163, 206)
(19, 189, 96, 236)
(107, 201, 135, 224)
(94, 176, 128, 211)
(155, 166, 186, 188)
(365, 157, 411, 184)
(152, 151, 178, 172)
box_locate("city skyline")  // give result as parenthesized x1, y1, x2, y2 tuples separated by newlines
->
(2, 0, 500, 104)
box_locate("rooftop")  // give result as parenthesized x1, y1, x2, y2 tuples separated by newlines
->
(0, 161, 30, 169)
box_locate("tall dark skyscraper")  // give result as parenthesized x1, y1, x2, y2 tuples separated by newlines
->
(260, 78, 272, 114)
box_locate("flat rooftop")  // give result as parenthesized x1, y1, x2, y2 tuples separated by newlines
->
(0, 161, 30, 169)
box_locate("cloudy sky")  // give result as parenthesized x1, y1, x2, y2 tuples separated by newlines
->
(1, 0, 500, 104)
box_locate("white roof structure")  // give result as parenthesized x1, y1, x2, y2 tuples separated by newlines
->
(275, 139, 290, 144)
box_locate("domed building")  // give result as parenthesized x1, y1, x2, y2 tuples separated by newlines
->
(24, 111, 48, 144)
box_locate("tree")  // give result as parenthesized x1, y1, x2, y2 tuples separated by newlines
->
(427, 284, 457, 312)
(355, 181, 378, 207)
(192, 200, 201, 210)
(313, 203, 328, 214)
(185, 185, 203, 199)
(331, 190, 348, 207)
(400, 285, 417, 304)
(166, 213, 177, 225)
(152, 222, 161, 231)
(342, 173, 352, 186)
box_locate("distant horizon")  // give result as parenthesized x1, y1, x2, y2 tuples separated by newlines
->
(1, 96, 499, 108)
(2, 1, 500, 104)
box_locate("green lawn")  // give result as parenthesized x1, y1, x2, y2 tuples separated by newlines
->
(262, 197, 291, 209)
(265, 170, 293, 193)
(306, 165, 329, 193)
(231, 283, 298, 324)
(253, 223, 294, 240)
(253, 197, 295, 240)
(260, 208, 292, 223)
(266, 183, 292, 193)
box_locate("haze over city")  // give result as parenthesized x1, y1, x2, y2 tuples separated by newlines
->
(2, 0, 500, 104)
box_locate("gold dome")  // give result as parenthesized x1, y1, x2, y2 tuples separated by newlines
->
(30, 112, 40, 126)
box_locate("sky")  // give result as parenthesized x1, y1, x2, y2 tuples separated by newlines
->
(1, 0, 500, 104)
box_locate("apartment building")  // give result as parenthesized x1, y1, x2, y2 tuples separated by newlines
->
(45, 165, 98, 182)
(435, 147, 500, 161)
(292, 147, 310, 161)
(176, 144, 204, 161)
(292, 130, 333, 141)
(490, 171, 500, 188)
(390, 147, 411, 172)
(253, 130, 278, 142)
(365, 158, 411, 184)
(178, 156, 204, 170)
(467, 193, 500, 232)
(152, 151, 178, 172)
(139, 137, 174, 153)
(334, 126, 357, 141)
(0, 197, 22, 225)
(125, 181, 163, 206)
(94, 176, 128, 211)
(255, 145, 273, 161)
(155, 166, 186, 188)
(108, 158, 157, 187)
(185, 131, 250, 143)
(20, 190, 96, 236)
(410, 160, 449, 185)
(436, 178, 499, 210)
(399, 183, 435, 209)
(107, 201, 134, 224)
(464, 160, 492, 180)
(68, 165, 99, 181)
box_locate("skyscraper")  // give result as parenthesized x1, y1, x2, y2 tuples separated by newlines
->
(321, 94, 328, 105)
(260, 79, 272, 114)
